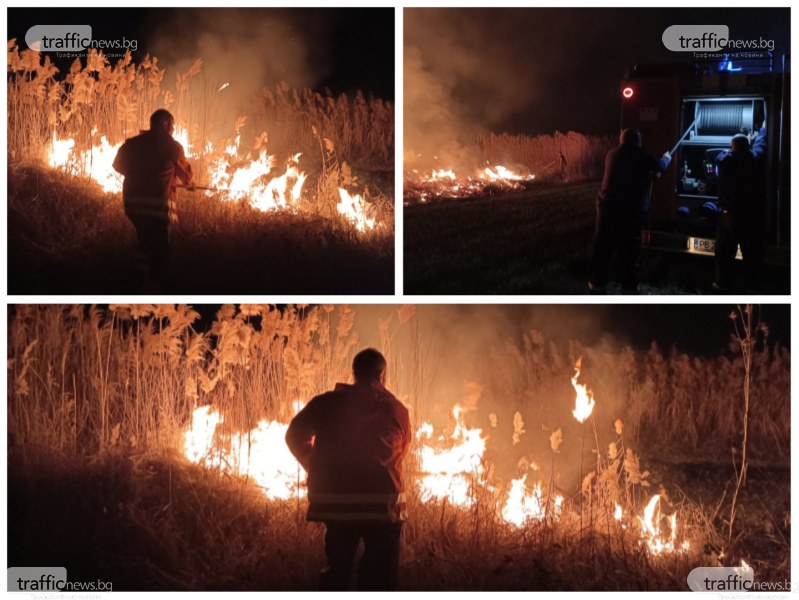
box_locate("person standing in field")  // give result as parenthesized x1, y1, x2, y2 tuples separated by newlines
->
(558, 150, 568, 181)
(112, 109, 193, 292)
(588, 128, 671, 294)
(713, 124, 767, 292)
(285, 348, 412, 591)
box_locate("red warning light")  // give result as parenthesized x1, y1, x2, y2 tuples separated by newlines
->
(622, 86, 634, 99)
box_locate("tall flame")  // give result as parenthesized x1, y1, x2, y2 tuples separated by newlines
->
(46, 126, 317, 216)
(570, 358, 595, 423)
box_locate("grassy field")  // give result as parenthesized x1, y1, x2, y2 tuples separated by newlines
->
(7, 305, 790, 591)
(8, 164, 393, 294)
(404, 182, 789, 295)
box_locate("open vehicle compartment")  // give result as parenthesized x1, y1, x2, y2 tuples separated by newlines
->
(620, 54, 789, 263)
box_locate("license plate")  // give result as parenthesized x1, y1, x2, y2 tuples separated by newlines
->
(688, 237, 715, 255)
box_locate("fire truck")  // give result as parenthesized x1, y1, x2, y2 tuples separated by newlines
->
(620, 52, 789, 261)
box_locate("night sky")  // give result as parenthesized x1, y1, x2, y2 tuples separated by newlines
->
(405, 7, 790, 136)
(7, 7, 394, 98)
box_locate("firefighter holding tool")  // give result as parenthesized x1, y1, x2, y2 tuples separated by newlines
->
(286, 348, 412, 591)
(588, 128, 671, 294)
(112, 109, 193, 291)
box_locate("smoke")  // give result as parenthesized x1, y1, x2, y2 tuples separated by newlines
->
(348, 304, 628, 487)
(405, 9, 554, 170)
(147, 9, 323, 137)
(342, 304, 766, 488)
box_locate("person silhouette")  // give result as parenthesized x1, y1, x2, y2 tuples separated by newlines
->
(112, 109, 193, 292)
(286, 348, 411, 590)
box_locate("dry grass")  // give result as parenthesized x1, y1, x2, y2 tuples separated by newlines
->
(484, 331, 790, 462)
(7, 41, 393, 171)
(7, 40, 395, 294)
(478, 131, 614, 182)
(7, 305, 790, 590)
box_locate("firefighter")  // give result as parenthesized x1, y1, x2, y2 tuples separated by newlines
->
(558, 150, 568, 181)
(112, 109, 193, 292)
(588, 128, 671, 294)
(285, 348, 411, 591)
(713, 124, 767, 291)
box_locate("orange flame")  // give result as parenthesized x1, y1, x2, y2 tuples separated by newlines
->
(183, 405, 305, 501)
(637, 494, 690, 555)
(415, 405, 487, 508)
(570, 359, 595, 423)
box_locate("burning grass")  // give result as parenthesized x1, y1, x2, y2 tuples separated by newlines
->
(7, 41, 394, 292)
(7, 305, 790, 590)
(403, 132, 613, 204)
(8, 163, 393, 294)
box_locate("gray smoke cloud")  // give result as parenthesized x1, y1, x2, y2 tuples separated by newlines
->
(404, 9, 555, 170)
(148, 9, 321, 137)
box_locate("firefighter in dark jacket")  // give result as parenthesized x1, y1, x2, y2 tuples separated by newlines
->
(713, 124, 767, 291)
(286, 348, 412, 591)
(588, 128, 671, 293)
(112, 109, 193, 291)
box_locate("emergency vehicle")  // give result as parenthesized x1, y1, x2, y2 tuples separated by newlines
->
(620, 52, 789, 261)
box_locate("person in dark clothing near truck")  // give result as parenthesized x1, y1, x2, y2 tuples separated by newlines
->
(112, 109, 193, 291)
(286, 348, 412, 591)
(713, 124, 767, 291)
(588, 128, 671, 294)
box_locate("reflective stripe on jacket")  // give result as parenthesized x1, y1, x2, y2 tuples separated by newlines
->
(307, 491, 408, 522)
(286, 381, 412, 524)
(123, 195, 177, 223)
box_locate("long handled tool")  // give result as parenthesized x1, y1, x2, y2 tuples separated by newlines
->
(176, 183, 216, 192)
(669, 109, 702, 156)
